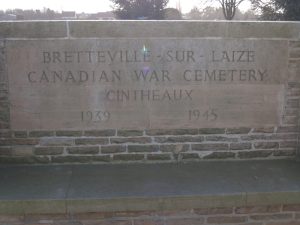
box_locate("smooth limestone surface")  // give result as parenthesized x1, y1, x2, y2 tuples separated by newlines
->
(7, 37, 287, 130)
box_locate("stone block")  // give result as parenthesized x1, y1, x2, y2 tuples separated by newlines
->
(147, 154, 172, 160)
(14, 131, 27, 138)
(56, 130, 83, 137)
(154, 136, 204, 143)
(230, 143, 252, 150)
(101, 145, 126, 154)
(11, 146, 34, 156)
(280, 141, 298, 148)
(198, 128, 225, 134)
(67, 146, 99, 154)
(0, 146, 12, 155)
(238, 150, 273, 159)
(146, 129, 198, 136)
(203, 152, 235, 159)
(250, 213, 293, 221)
(165, 218, 205, 225)
(235, 205, 281, 214)
(113, 154, 145, 161)
(226, 127, 251, 134)
(0, 130, 12, 138)
(253, 127, 275, 133)
(0, 138, 39, 146)
(84, 130, 116, 137)
(194, 207, 233, 215)
(276, 126, 298, 133)
(254, 142, 279, 149)
(75, 138, 109, 145)
(192, 143, 228, 151)
(34, 147, 64, 155)
(117, 130, 143, 137)
(273, 149, 296, 157)
(205, 136, 238, 142)
(0, 156, 50, 164)
(160, 144, 189, 153)
(40, 137, 74, 146)
(180, 153, 200, 160)
(29, 130, 54, 137)
(111, 137, 151, 144)
(128, 145, 159, 153)
(206, 216, 246, 224)
(282, 204, 300, 212)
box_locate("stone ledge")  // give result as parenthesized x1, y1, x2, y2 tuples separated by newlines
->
(2, 192, 300, 215)
(0, 21, 68, 38)
(0, 160, 299, 215)
(0, 21, 299, 39)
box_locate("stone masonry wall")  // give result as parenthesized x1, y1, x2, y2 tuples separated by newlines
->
(1, 204, 300, 225)
(0, 22, 299, 164)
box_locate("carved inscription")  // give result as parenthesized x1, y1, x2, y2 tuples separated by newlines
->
(7, 39, 287, 129)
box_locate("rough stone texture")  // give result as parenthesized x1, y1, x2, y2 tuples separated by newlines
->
(206, 216, 247, 223)
(198, 128, 226, 134)
(113, 154, 145, 161)
(56, 131, 83, 137)
(254, 142, 279, 149)
(180, 153, 200, 160)
(75, 138, 109, 145)
(203, 152, 235, 159)
(117, 130, 143, 137)
(101, 145, 126, 154)
(34, 147, 64, 155)
(226, 128, 251, 134)
(39, 137, 74, 146)
(84, 129, 116, 137)
(29, 131, 55, 137)
(128, 145, 159, 153)
(14, 131, 27, 138)
(230, 143, 252, 150)
(67, 146, 100, 154)
(111, 137, 151, 144)
(146, 129, 198, 136)
(192, 143, 229, 151)
(235, 205, 281, 214)
(147, 153, 172, 161)
(51, 155, 110, 163)
(155, 136, 204, 143)
(238, 150, 273, 159)
(159, 144, 189, 153)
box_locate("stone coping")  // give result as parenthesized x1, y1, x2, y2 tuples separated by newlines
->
(0, 21, 300, 39)
(0, 160, 300, 214)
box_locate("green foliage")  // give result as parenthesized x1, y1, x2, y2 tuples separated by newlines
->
(111, 0, 169, 20)
(186, 6, 257, 20)
(250, 0, 300, 20)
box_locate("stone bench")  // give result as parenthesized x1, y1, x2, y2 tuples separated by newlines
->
(1, 159, 300, 224)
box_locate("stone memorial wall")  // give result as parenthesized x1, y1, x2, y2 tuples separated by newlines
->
(0, 21, 299, 164)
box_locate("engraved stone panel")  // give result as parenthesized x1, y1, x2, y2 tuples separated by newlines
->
(7, 39, 287, 130)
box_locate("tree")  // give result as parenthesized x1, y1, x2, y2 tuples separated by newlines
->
(185, 6, 257, 20)
(164, 8, 182, 20)
(200, 0, 245, 20)
(250, 0, 300, 20)
(218, 0, 245, 20)
(111, 0, 169, 20)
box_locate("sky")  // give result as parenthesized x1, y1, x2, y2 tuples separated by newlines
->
(0, 0, 251, 13)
